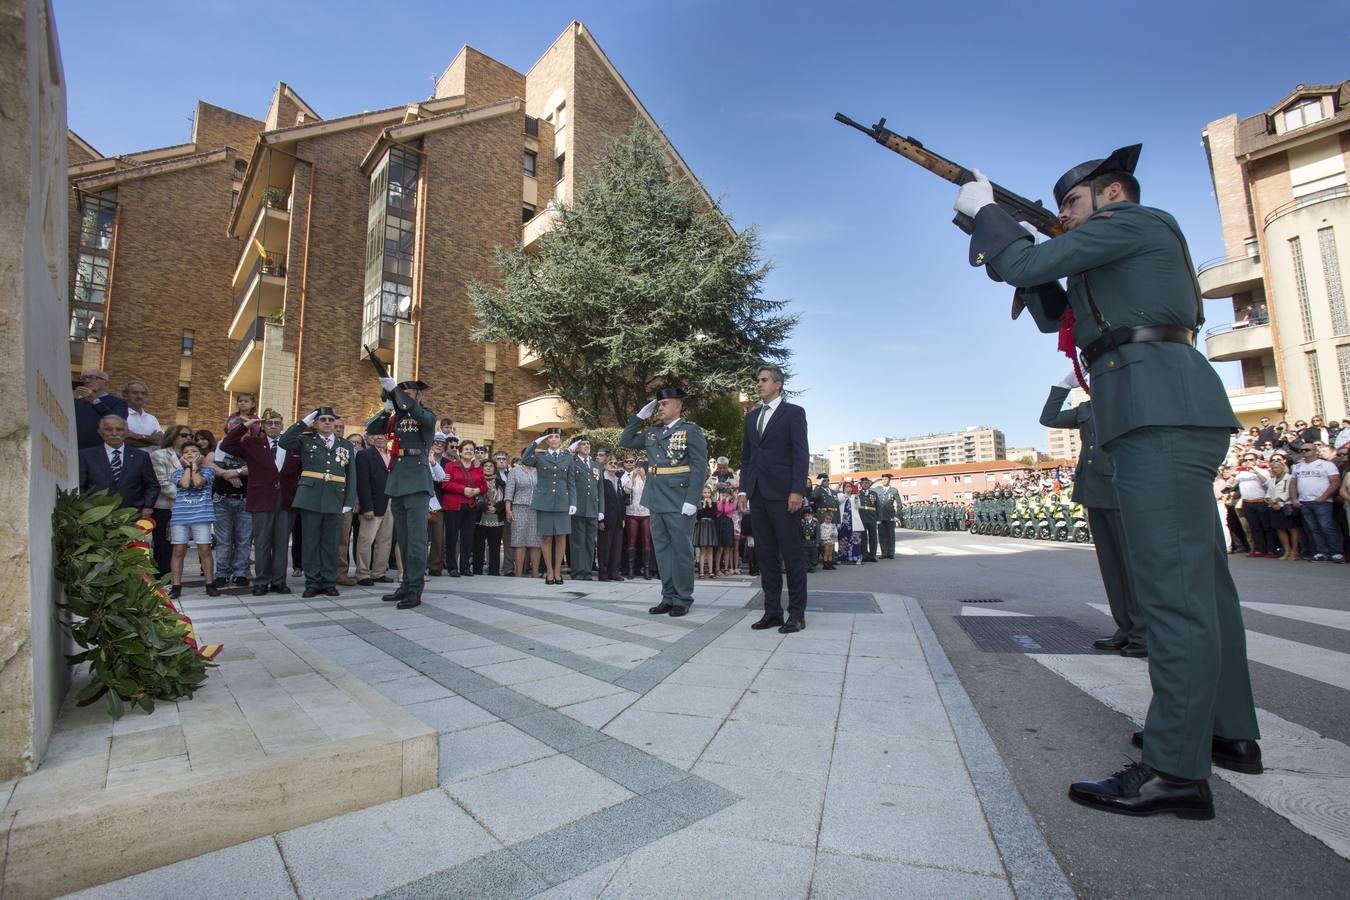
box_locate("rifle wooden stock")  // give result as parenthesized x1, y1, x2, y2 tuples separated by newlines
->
(834, 113, 1063, 238)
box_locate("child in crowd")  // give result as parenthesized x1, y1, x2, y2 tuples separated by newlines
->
(801, 508, 820, 573)
(695, 486, 718, 578)
(715, 484, 737, 576)
(819, 509, 838, 570)
(169, 442, 217, 598)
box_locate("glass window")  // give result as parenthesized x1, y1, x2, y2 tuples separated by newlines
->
(74, 252, 109, 306)
(556, 102, 567, 129)
(484, 371, 495, 403)
(522, 203, 536, 224)
(177, 382, 191, 409)
(524, 116, 540, 137)
(78, 192, 117, 251)
(555, 152, 565, 182)
(181, 329, 195, 356)
(69, 307, 104, 342)
(523, 150, 537, 177)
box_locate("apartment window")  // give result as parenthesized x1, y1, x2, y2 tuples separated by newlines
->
(1318, 227, 1348, 336)
(1284, 98, 1324, 131)
(181, 329, 195, 357)
(483, 371, 495, 403)
(177, 381, 191, 409)
(556, 102, 567, 129)
(230, 190, 239, 210)
(524, 116, 540, 137)
(1290, 237, 1315, 342)
(522, 202, 536, 224)
(555, 152, 566, 183)
(77, 191, 117, 250)
(1307, 350, 1326, 414)
(523, 150, 537, 177)
(1337, 344, 1350, 411)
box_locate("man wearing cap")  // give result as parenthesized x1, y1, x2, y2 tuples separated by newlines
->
(620, 386, 707, 616)
(280, 407, 358, 598)
(857, 477, 879, 562)
(953, 145, 1259, 819)
(809, 473, 837, 522)
(873, 474, 901, 558)
(567, 436, 601, 581)
(366, 377, 436, 608)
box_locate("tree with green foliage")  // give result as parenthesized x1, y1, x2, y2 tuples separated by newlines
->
(901, 458, 927, 469)
(471, 119, 795, 426)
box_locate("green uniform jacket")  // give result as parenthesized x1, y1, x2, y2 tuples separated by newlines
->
(619, 415, 707, 514)
(810, 485, 838, 515)
(279, 423, 357, 513)
(521, 443, 575, 512)
(1039, 386, 1117, 510)
(365, 388, 435, 497)
(858, 489, 879, 525)
(570, 454, 601, 518)
(975, 201, 1239, 446)
(873, 486, 899, 520)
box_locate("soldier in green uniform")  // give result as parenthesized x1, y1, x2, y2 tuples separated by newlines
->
(366, 377, 435, 610)
(955, 147, 1259, 818)
(1041, 376, 1145, 656)
(567, 436, 601, 580)
(809, 474, 837, 521)
(857, 477, 879, 561)
(280, 407, 357, 598)
(620, 387, 707, 617)
(874, 474, 900, 557)
(522, 428, 574, 585)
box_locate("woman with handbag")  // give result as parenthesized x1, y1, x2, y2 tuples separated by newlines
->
(474, 459, 507, 575)
(440, 439, 488, 577)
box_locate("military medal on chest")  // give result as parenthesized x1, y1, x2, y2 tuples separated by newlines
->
(667, 430, 687, 458)
(335, 445, 350, 467)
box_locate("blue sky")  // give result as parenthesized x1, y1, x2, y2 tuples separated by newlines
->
(57, 0, 1348, 453)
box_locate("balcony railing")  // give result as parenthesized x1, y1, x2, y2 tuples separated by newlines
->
(229, 317, 267, 373)
(1263, 184, 1350, 226)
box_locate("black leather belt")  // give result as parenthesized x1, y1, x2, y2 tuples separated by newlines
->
(397, 448, 424, 457)
(1082, 325, 1195, 367)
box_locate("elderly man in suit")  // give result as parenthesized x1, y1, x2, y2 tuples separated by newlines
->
(73, 369, 129, 450)
(354, 432, 398, 587)
(220, 409, 302, 595)
(78, 415, 159, 515)
(741, 364, 810, 633)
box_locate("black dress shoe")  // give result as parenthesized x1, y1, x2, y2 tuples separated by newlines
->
(1093, 637, 1127, 651)
(448, 570, 460, 577)
(649, 601, 675, 615)
(1130, 731, 1263, 774)
(1120, 644, 1148, 658)
(778, 619, 806, 634)
(232, 576, 250, 587)
(302, 587, 320, 598)
(396, 593, 422, 610)
(271, 584, 292, 595)
(376, 575, 395, 583)
(382, 587, 407, 603)
(251, 585, 269, 596)
(321, 586, 340, 597)
(751, 613, 785, 630)
(1068, 761, 1213, 819)
(357, 578, 376, 586)
(668, 605, 689, 617)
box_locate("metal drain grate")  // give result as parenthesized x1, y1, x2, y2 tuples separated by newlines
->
(956, 616, 1102, 653)
(744, 591, 881, 614)
(959, 598, 1003, 604)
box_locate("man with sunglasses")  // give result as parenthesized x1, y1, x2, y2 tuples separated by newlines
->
(280, 407, 357, 598)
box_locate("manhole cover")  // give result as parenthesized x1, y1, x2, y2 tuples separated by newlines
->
(956, 616, 1102, 653)
(743, 591, 881, 614)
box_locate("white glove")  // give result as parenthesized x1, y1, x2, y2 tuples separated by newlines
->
(681, 502, 696, 516)
(378, 376, 396, 392)
(302, 410, 318, 426)
(568, 505, 577, 515)
(1019, 221, 1039, 239)
(568, 440, 581, 453)
(1058, 371, 1080, 389)
(533, 434, 549, 445)
(954, 169, 995, 218)
(636, 399, 657, 419)
(383, 399, 394, 412)
(342, 506, 351, 514)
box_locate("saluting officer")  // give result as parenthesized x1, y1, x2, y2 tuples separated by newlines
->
(857, 477, 879, 561)
(280, 407, 357, 598)
(955, 146, 1259, 819)
(522, 428, 574, 585)
(874, 474, 900, 557)
(367, 377, 435, 610)
(567, 436, 601, 581)
(1040, 374, 1144, 657)
(620, 387, 707, 617)
(809, 474, 837, 520)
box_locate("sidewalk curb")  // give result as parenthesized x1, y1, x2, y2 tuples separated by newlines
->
(902, 596, 1076, 900)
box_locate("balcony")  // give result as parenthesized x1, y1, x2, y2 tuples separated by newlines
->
(521, 204, 559, 250)
(1263, 184, 1350, 227)
(224, 317, 269, 393)
(1227, 385, 1284, 416)
(1197, 253, 1263, 299)
(1204, 322, 1273, 363)
(229, 254, 287, 340)
(231, 201, 291, 289)
(517, 345, 543, 371)
(516, 393, 573, 432)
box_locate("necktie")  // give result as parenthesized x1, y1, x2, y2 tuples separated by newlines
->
(270, 438, 278, 450)
(110, 448, 123, 481)
(757, 404, 770, 438)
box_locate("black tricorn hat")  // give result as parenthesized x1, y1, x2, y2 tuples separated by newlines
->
(397, 379, 429, 391)
(655, 386, 688, 400)
(542, 427, 563, 436)
(313, 406, 337, 419)
(816, 473, 830, 481)
(1053, 144, 1142, 207)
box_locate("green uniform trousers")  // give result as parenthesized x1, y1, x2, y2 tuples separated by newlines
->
(878, 521, 895, 557)
(390, 493, 429, 593)
(300, 509, 340, 588)
(569, 516, 597, 579)
(1107, 425, 1259, 779)
(862, 523, 878, 560)
(650, 512, 694, 609)
(1085, 506, 1144, 648)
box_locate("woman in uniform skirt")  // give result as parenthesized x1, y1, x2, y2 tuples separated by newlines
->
(522, 428, 574, 585)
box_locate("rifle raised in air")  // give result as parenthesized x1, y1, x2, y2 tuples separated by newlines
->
(834, 113, 1063, 239)
(364, 344, 391, 399)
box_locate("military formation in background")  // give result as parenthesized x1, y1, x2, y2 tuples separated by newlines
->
(904, 500, 966, 532)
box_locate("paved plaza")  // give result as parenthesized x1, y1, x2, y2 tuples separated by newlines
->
(67, 570, 1072, 899)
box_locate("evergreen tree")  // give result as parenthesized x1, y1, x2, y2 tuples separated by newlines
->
(471, 119, 794, 426)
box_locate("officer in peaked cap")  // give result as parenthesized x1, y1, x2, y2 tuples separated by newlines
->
(951, 143, 1258, 819)
(619, 386, 707, 616)
(367, 377, 435, 609)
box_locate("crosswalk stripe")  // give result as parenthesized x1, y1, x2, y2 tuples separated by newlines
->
(960, 544, 1021, 555)
(1241, 602, 1350, 633)
(931, 546, 974, 556)
(1029, 650, 1350, 861)
(1086, 603, 1350, 693)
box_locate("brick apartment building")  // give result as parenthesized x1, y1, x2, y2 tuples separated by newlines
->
(1200, 81, 1350, 425)
(65, 22, 714, 451)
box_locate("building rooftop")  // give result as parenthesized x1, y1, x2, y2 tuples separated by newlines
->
(1236, 81, 1350, 158)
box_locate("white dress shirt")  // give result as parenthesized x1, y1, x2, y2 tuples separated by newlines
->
(125, 408, 161, 437)
(754, 395, 783, 435)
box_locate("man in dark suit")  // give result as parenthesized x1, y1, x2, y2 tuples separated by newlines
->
(74, 369, 129, 450)
(79, 415, 159, 515)
(597, 453, 626, 581)
(740, 364, 810, 633)
(354, 433, 397, 586)
(220, 409, 302, 595)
